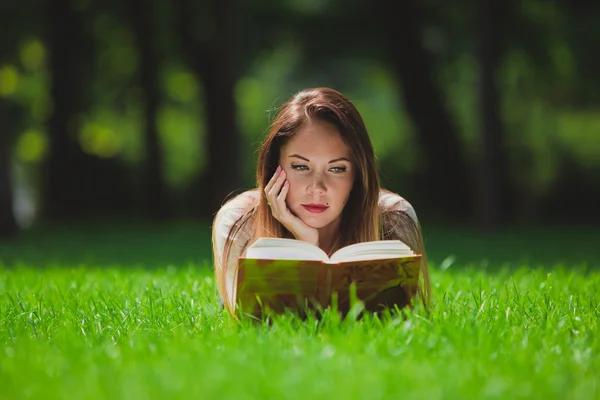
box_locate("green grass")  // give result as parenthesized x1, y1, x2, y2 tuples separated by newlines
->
(1, 223, 599, 399)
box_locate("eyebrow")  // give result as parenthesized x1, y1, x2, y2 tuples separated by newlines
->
(289, 154, 350, 163)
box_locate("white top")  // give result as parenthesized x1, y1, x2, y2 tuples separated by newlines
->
(212, 189, 419, 306)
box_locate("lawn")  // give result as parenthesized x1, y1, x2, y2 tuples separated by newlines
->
(1, 222, 599, 399)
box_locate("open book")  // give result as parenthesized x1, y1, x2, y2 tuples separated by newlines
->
(235, 238, 422, 316)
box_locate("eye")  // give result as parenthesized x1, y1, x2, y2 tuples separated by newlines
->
(329, 166, 347, 173)
(291, 164, 309, 171)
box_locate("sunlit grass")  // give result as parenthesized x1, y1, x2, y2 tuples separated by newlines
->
(1, 261, 598, 399)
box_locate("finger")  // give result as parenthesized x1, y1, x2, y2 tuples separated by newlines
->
(264, 166, 282, 194)
(276, 179, 289, 205)
(275, 179, 290, 220)
(267, 170, 286, 203)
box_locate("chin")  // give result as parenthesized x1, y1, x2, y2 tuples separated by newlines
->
(299, 215, 333, 229)
(302, 221, 328, 229)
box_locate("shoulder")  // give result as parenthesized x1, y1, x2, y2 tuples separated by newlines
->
(213, 189, 260, 227)
(378, 189, 419, 224)
(212, 189, 260, 250)
(378, 189, 422, 248)
(216, 189, 260, 216)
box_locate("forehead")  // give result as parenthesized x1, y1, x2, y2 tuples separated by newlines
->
(280, 120, 351, 159)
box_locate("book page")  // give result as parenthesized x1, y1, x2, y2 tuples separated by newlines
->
(245, 237, 329, 261)
(329, 240, 414, 263)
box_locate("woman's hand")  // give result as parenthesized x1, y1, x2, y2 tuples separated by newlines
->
(264, 166, 319, 246)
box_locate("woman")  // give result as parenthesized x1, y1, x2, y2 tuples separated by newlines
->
(212, 87, 430, 315)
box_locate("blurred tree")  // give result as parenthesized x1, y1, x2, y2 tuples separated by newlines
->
(125, 0, 169, 219)
(543, 0, 600, 223)
(42, 0, 134, 221)
(2, 0, 598, 226)
(0, 100, 19, 238)
(374, 0, 473, 220)
(42, 0, 92, 220)
(476, 0, 513, 228)
(0, 1, 34, 238)
(176, 0, 242, 218)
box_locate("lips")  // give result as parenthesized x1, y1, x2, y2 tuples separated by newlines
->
(302, 204, 329, 214)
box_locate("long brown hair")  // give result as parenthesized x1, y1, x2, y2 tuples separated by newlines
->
(214, 87, 430, 313)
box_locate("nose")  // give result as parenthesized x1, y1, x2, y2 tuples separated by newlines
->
(307, 176, 327, 195)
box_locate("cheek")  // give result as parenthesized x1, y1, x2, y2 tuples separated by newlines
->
(330, 180, 354, 207)
(335, 174, 354, 190)
(285, 177, 302, 200)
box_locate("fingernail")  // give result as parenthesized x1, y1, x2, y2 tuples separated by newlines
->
(284, 180, 289, 186)
(276, 166, 282, 174)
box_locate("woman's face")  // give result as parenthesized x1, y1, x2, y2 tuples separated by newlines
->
(279, 120, 355, 229)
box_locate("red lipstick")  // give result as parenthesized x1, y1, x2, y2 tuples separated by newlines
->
(302, 204, 329, 214)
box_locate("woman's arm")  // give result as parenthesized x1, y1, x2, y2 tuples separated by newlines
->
(378, 190, 430, 308)
(379, 190, 421, 251)
(211, 190, 259, 309)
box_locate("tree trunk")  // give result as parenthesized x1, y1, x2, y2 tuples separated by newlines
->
(42, 0, 136, 221)
(0, 100, 18, 239)
(42, 0, 89, 220)
(176, 0, 242, 219)
(0, 6, 20, 238)
(375, 0, 472, 220)
(125, 0, 170, 219)
(477, 0, 511, 229)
